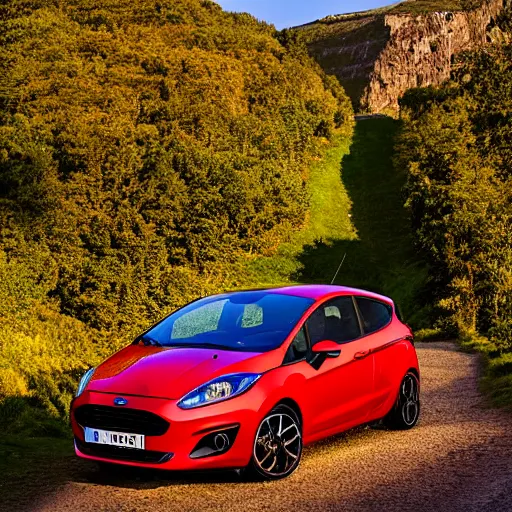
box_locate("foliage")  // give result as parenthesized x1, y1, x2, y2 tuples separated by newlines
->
(397, 44, 512, 352)
(0, 0, 353, 424)
(243, 119, 429, 331)
(460, 332, 512, 410)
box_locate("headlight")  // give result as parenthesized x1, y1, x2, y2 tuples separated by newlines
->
(178, 373, 261, 409)
(76, 368, 95, 397)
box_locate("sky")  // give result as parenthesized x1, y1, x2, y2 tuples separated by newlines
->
(216, 1, 398, 29)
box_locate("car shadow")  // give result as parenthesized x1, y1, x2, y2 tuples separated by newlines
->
(77, 463, 243, 488)
(73, 425, 377, 490)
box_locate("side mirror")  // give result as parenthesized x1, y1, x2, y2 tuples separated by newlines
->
(312, 340, 341, 358)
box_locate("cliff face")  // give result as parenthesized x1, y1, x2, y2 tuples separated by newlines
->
(301, 0, 505, 112)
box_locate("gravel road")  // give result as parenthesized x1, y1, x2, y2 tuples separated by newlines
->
(4, 342, 512, 512)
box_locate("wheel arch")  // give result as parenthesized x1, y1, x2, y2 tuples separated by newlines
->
(407, 367, 420, 381)
(275, 398, 303, 427)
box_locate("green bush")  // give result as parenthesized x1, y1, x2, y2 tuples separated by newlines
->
(0, 369, 28, 398)
(396, 44, 512, 353)
(0, 0, 353, 332)
(459, 333, 512, 410)
(0, 0, 354, 429)
(0, 396, 70, 437)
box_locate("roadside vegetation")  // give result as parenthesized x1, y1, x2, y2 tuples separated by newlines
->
(0, 0, 353, 436)
(396, 33, 512, 407)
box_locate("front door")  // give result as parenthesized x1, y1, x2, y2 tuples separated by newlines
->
(302, 296, 374, 438)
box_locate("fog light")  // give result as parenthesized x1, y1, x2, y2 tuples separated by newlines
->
(214, 433, 229, 451)
(190, 425, 239, 459)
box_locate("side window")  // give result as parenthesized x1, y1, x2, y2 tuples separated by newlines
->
(306, 297, 361, 345)
(356, 298, 392, 334)
(283, 327, 309, 364)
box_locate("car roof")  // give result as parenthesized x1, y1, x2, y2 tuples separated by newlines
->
(265, 284, 394, 305)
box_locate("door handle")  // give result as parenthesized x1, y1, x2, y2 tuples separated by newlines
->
(354, 350, 370, 360)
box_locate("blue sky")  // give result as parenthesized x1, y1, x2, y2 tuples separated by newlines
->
(216, 1, 398, 29)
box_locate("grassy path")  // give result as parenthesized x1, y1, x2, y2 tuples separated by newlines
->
(326, 118, 427, 326)
(246, 117, 427, 327)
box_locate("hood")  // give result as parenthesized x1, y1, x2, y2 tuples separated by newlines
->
(88, 344, 278, 399)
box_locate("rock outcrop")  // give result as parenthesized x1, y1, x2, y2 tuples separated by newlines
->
(300, 0, 505, 112)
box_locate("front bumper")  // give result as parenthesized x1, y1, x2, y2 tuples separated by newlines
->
(71, 388, 264, 471)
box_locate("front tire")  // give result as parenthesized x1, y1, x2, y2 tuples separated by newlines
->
(384, 372, 420, 430)
(246, 404, 302, 480)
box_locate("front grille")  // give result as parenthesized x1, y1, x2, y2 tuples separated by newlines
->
(75, 438, 173, 464)
(74, 405, 170, 436)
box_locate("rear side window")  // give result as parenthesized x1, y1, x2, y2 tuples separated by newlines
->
(356, 298, 392, 334)
(306, 296, 361, 345)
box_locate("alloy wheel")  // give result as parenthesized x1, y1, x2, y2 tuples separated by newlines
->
(253, 412, 302, 478)
(401, 374, 419, 426)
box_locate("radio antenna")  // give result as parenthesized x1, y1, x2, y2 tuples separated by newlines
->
(330, 253, 347, 285)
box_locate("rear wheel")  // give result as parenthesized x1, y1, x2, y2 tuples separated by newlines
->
(245, 404, 302, 480)
(384, 372, 420, 430)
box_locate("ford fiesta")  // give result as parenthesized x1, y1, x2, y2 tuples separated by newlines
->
(71, 285, 420, 480)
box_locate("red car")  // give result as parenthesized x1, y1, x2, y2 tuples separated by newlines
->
(71, 285, 420, 480)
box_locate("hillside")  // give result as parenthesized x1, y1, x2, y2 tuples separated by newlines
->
(0, 0, 353, 424)
(295, 0, 503, 111)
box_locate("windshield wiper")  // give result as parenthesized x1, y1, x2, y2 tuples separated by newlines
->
(139, 336, 162, 347)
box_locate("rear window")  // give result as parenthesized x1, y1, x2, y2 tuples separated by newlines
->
(356, 298, 392, 334)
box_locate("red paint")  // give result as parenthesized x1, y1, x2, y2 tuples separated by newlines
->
(71, 285, 419, 471)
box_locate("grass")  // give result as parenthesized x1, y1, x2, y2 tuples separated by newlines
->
(0, 396, 71, 438)
(0, 434, 73, 509)
(244, 118, 429, 329)
(0, 435, 72, 478)
(460, 334, 512, 410)
(482, 365, 512, 410)
(0, 396, 73, 483)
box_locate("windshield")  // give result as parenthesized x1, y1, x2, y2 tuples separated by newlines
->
(140, 291, 314, 352)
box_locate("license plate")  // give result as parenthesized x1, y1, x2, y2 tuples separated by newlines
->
(84, 427, 145, 450)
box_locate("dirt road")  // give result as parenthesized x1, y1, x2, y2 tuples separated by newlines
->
(4, 342, 512, 512)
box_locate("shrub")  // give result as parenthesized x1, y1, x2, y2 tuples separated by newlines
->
(0, 0, 354, 428)
(397, 44, 512, 352)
